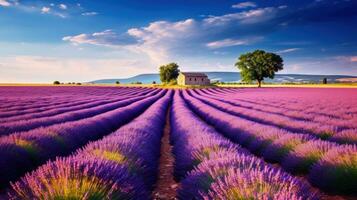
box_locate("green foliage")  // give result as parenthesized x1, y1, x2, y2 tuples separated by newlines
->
(53, 81, 60, 85)
(115, 81, 120, 84)
(159, 63, 180, 84)
(235, 50, 283, 87)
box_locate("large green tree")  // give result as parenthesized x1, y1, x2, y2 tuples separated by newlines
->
(235, 50, 283, 87)
(159, 63, 180, 84)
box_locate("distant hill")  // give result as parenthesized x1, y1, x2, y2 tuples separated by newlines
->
(89, 72, 357, 84)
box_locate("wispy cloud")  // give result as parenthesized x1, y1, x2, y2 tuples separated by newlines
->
(276, 48, 301, 54)
(82, 12, 98, 16)
(204, 6, 286, 25)
(0, 1, 92, 18)
(41, 6, 50, 14)
(206, 37, 261, 49)
(59, 4, 67, 10)
(232, 1, 257, 9)
(0, 0, 11, 7)
(333, 55, 357, 63)
(350, 56, 357, 62)
(63, 30, 119, 46)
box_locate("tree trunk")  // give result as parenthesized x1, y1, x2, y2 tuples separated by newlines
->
(257, 80, 261, 88)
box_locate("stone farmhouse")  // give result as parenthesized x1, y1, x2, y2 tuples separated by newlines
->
(177, 72, 210, 86)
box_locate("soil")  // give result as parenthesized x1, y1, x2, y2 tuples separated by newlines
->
(152, 105, 178, 200)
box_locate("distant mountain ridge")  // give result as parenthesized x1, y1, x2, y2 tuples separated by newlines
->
(89, 72, 357, 84)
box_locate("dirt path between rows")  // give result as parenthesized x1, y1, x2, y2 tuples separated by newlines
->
(153, 105, 178, 200)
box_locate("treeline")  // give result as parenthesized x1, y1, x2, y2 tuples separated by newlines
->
(53, 81, 82, 85)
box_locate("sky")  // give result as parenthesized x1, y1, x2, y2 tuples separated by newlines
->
(0, 0, 356, 83)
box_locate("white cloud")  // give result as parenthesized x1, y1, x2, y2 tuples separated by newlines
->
(204, 7, 285, 25)
(232, 1, 257, 9)
(350, 56, 357, 62)
(207, 38, 251, 48)
(82, 12, 98, 16)
(276, 48, 301, 54)
(41, 6, 50, 14)
(1, 1, 68, 18)
(126, 19, 198, 64)
(63, 30, 121, 47)
(59, 4, 67, 10)
(0, 0, 11, 7)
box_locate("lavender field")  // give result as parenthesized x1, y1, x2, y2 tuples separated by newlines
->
(0, 86, 356, 200)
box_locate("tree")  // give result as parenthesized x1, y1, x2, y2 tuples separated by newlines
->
(235, 50, 283, 87)
(53, 81, 60, 85)
(115, 81, 120, 85)
(159, 63, 180, 84)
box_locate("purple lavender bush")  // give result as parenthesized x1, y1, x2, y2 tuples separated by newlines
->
(204, 167, 318, 200)
(330, 129, 357, 145)
(282, 140, 338, 174)
(309, 145, 357, 195)
(9, 158, 148, 200)
(262, 134, 314, 163)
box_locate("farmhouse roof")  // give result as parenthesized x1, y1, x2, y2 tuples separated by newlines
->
(181, 72, 208, 77)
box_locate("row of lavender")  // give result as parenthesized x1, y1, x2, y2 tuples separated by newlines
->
(196, 88, 357, 143)
(0, 87, 154, 119)
(208, 88, 357, 123)
(182, 89, 356, 195)
(0, 88, 159, 135)
(0, 86, 136, 112)
(0, 89, 165, 188)
(171, 91, 319, 199)
(7, 90, 172, 199)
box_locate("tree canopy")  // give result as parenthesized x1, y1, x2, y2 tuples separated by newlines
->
(235, 50, 283, 87)
(159, 63, 180, 84)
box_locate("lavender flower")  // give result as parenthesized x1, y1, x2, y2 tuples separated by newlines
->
(282, 140, 338, 174)
(309, 145, 357, 195)
(204, 167, 318, 200)
(9, 158, 148, 200)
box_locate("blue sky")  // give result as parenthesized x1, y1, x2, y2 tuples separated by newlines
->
(0, 0, 356, 82)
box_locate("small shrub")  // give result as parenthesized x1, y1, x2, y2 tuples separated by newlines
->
(131, 81, 142, 85)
